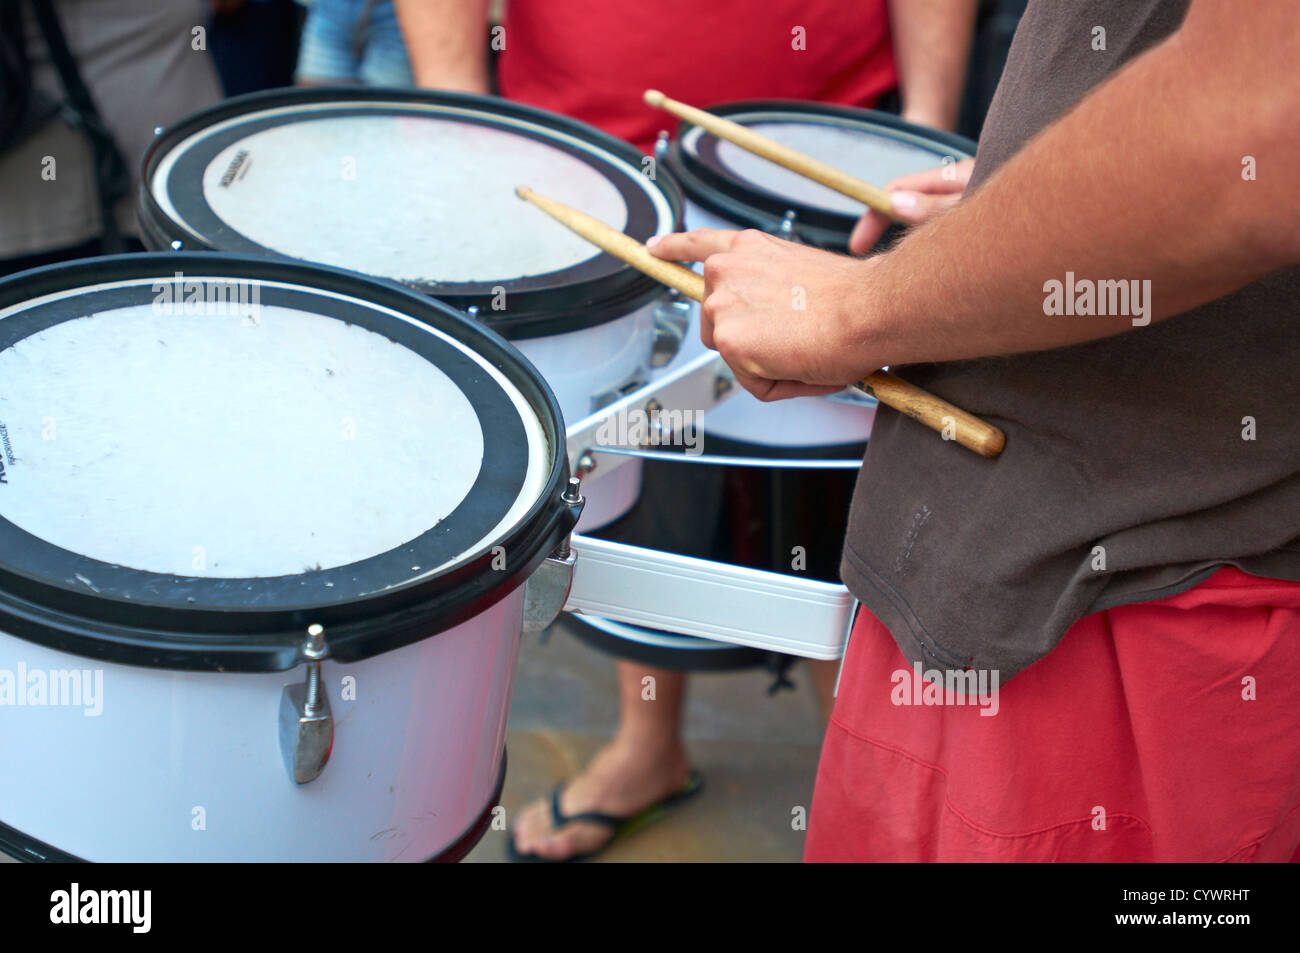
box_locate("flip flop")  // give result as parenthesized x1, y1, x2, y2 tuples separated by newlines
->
(505, 769, 704, 863)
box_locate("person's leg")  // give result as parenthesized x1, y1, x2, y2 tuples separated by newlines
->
(294, 0, 362, 85)
(805, 568, 1300, 861)
(356, 0, 415, 86)
(807, 659, 840, 721)
(510, 660, 692, 860)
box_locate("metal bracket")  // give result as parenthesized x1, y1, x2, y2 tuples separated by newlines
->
(564, 350, 736, 482)
(523, 549, 577, 634)
(278, 624, 333, 785)
(522, 478, 584, 633)
(650, 289, 692, 368)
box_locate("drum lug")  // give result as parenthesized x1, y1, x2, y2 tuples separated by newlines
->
(650, 290, 692, 368)
(278, 624, 333, 785)
(522, 479, 584, 634)
(772, 209, 802, 243)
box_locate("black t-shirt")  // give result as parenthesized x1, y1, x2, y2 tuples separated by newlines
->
(841, 0, 1300, 682)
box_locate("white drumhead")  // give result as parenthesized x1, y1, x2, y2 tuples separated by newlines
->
(0, 276, 549, 581)
(150, 102, 674, 286)
(684, 119, 957, 217)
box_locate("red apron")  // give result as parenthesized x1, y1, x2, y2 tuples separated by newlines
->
(805, 568, 1300, 862)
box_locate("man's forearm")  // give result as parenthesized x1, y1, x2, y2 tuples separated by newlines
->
(864, 0, 1300, 369)
(887, 0, 976, 130)
(395, 0, 490, 92)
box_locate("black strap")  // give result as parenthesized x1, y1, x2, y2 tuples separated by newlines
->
(27, 0, 131, 253)
(548, 787, 623, 831)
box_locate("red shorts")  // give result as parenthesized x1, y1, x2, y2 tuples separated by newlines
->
(805, 568, 1300, 862)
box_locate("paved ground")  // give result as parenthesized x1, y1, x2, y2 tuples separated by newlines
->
(467, 617, 827, 862)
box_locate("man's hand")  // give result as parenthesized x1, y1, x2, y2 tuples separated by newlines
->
(848, 157, 974, 254)
(646, 229, 880, 401)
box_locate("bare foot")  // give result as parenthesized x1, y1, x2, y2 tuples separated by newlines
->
(510, 739, 692, 861)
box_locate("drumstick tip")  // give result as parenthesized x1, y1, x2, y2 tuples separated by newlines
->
(643, 89, 666, 108)
(515, 185, 534, 201)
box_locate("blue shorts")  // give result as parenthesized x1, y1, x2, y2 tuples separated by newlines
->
(295, 0, 413, 86)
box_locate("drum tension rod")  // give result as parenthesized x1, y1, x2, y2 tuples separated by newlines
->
(278, 623, 334, 785)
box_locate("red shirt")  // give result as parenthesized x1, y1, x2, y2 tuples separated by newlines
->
(497, 0, 896, 153)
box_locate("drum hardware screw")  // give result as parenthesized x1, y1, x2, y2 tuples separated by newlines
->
(576, 452, 597, 477)
(170, 240, 183, 252)
(303, 624, 327, 716)
(778, 210, 798, 238)
(466, 305, 480, 321)
(153, 126, 163, 136)
(642, 400, 664, 447)
(654, 130, 670, 159)
(714, 375, 733, 400)
(553, 477, 584, 561)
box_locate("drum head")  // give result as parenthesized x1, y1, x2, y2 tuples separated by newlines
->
(665, 100, 976, 249)
(0, 254, 576, 671)
(141, 88, 682, 338)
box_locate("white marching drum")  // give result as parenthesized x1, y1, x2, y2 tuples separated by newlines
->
(139, 88, 685, 530)
(0, 254, 580, 862)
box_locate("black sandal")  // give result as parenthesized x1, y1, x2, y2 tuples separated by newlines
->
(505, 769, 704, 862)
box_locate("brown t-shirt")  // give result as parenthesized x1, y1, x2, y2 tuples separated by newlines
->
(842, 0, 1300, 682)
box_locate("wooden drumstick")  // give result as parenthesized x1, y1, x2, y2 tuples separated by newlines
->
(644, 89, 899, 220)
(516, 187, 1004, 458)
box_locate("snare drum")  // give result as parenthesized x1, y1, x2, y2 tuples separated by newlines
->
(139, 88, 683, 529)
(0, 253, 578, 862)
(571, 103, 975, 671)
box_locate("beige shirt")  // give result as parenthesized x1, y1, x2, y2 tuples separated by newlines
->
(0, 0, 222, 257)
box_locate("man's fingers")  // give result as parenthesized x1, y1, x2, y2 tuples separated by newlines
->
(849, 210, 892, 256)
(849, 186, 967, 254)
(888, 189, 963, 223)
(646, 228, 740, 262)
(884, 157, 975, 195)
(731, 369, 844, 402)
(763, 381, 847, 400)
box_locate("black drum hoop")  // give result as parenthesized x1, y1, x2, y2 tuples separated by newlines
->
(665, 100, 976, 251)
(0, 253, 578, 672)
(139, 86, 685, 340)
(564, 614, 774, 673)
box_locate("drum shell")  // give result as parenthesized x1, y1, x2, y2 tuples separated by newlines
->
(0, 588, 523, 862)
(510, 299, 657, 531)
